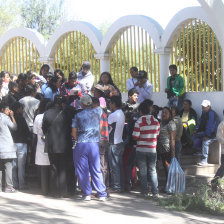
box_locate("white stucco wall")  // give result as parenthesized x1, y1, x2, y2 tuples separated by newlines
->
(122, 91, 224, 121)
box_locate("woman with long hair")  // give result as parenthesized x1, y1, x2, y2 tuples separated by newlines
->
(97, 72, 121, 98)
(157, 107, 176, 180)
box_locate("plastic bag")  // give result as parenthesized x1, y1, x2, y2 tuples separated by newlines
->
(165, 157, 185, 193)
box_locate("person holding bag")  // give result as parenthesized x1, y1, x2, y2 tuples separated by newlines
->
(157, 107, 176, 180)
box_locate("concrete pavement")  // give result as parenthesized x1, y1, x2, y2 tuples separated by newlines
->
(0, 190, 224, 224)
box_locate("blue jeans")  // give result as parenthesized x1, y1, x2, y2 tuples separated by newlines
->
(12, 143, 27, 189)
(168, 96, 184, 111)
(175, 141, 182, 162)
(136, 151, 158, 195)
(193, 132, 213, 163)
(108, 142, 124, 191)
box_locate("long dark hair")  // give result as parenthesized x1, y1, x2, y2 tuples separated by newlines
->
(162, 106, 172, 123)
(98, 72, 115, 86)
(48, 76, 59, 93)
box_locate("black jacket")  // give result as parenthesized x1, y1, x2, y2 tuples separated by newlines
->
(180, 108, 197, 124)
(11, 114, 30, 143)
(42, 105, 75, 154)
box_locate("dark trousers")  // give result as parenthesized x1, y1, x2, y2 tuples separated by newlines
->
(66, 153, 76, 194)
(39, 165, 50, 195)
(160, 152, 172, 181)
(48, 153, 67, 197)
(0, 159, 13, 190)
(99, 141, 109, 188)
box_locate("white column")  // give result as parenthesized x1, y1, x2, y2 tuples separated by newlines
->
(94, 53, 110, 73)
(154, 48, 171, 92)
(39, 56, 54, 72)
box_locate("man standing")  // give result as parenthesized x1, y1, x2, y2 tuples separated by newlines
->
(135, 70, 153, 103)
(72, 95, 107, 201)
(42, 95, 73, 197)
(127, 67, 138, 91)
(108, 96, 125, 192)
(132, 100, 160, 197)
(77, 61, 94, 94)
(19, 85, 40, 131)
(122, 88, 139, 191)
(193, 100, 219, 165)
(165, 64, 185, 110)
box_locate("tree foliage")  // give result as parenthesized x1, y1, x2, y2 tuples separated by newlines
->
(20, 0, 65, 39)
(0, 0, 20, 34)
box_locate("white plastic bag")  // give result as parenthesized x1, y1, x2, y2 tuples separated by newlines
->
(165, 157, 185, 193)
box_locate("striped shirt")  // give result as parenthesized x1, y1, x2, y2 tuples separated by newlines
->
(132, 115, 160, 153)
(100, 111, 109, 141)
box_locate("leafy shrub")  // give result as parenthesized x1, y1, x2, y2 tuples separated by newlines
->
(158, 179, 224, 216)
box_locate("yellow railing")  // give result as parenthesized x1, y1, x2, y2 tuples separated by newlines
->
(0, 37, 42, 74)
(53, 31, 100, 81)
(109, 26, 160, 93)
(171, 19, 223, 92)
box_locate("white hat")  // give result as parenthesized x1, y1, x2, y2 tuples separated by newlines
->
(80, 95, 92, 106)
(201, 100, 211, 107)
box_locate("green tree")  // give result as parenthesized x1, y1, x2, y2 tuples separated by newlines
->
(0, 0, 21, 34)
(20, 0, 65, 39)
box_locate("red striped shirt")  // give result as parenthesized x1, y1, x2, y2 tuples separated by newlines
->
(132, 115, 160, 153)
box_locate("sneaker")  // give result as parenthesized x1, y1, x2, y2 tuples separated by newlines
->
(152, 194, 159, 199)
(82, 195, 91, 201)
(197, 162, 208, 166)
(98, 196, 109, 202)
(5, 187, 17, 193)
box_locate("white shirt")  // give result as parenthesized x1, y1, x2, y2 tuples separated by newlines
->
(135, 80, 153, 103)
(77, 71, 94, 94)
(127, 78, 138, 91)
(1, 82, 9, 96)
(33, 114, 50, 165)
(108, 109, 125, 144)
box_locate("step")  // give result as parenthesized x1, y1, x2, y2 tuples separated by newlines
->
(180, 154, 201, 165)
(182, 164, 219, 176)
(185, 174, 214, 186)
(158, 174, 214, 187)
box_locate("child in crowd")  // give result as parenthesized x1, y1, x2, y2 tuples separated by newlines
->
(0, 71, 10, 96)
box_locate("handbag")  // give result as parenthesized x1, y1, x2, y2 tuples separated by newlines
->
(157, 141, 170, 154)
(165, 157, 186, 193)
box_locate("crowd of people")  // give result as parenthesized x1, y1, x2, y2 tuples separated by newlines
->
(0, 62, 223, 201)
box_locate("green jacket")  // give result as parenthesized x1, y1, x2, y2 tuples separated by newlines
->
(167, 74, 185, 97)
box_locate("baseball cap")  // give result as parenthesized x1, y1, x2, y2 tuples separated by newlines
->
(80, 95, 92, 106)
(201, 100, 211, 107)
